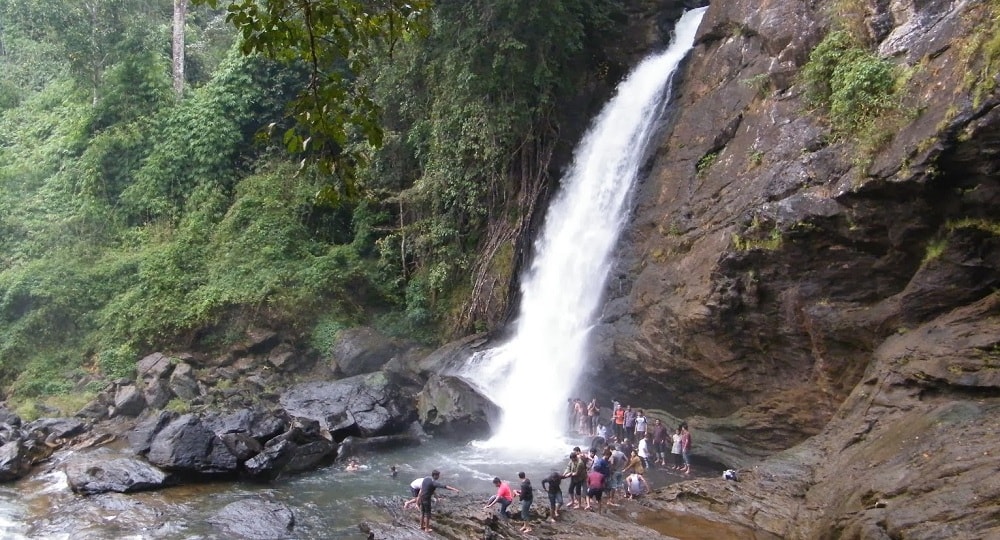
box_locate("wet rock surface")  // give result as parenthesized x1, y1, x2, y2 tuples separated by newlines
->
(595, 0, 1000, 537)
(64, 448, 172, 495)
(208, 496, 296, 539)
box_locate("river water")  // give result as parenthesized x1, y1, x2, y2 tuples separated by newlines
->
(0, 435, 723, 539)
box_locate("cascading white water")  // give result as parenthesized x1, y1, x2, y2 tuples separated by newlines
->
(457, 8, 707, 452)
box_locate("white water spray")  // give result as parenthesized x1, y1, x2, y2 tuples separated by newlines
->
(457, 8, 706, 452)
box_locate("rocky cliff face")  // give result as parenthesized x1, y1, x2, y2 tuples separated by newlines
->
(597, 0, 1000, 537)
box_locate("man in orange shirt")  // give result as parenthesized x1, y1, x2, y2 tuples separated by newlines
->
(612, 403, 625, 442)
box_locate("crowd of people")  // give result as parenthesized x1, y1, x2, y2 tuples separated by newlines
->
(568, 398, 693, 475)
(402, 398, 694, 534)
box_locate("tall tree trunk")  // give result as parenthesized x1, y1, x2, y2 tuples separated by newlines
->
(172, 0, 187, 97)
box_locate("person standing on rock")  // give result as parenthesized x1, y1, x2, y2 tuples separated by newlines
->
(415, 469, 460, 533)
(671, 427, 683, 470)
(680, 422, 693, 475)
(514, 471, 534, 533)
(623, 405, 636, 441)
(613, 404, 626, 442)
(402, 477, 424, 508)
(587, 398, 600, 437)
(637, 432, 652, 470)
(634, 409, 648, 443)
(541, 470, 564, 522)
(563, 452, 587, 509)
(652, 419, 669, 467)
(585, 465, 605, 513)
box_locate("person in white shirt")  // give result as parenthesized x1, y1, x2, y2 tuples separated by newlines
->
(625, 472, 650, 499)
(633, 410, 648, 442)
(637, 433, 651, 470)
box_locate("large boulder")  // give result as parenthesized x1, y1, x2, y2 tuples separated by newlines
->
(242, 418, 335, 480)
(0, 406, 21, 427)
(330, 326, 401, 377)
(23, 417, 87, 441)
(279, 372, 419, 439)
(128, 411, 177, 456)
(168, 362, 200, 401)
(416, 374, 499, 439)
(202, 408, 288, 442)
(145, 414, 238, 474)
(208, 497, 295, 539)
(0, 440, 31, 481)
(64, 449, 171, 495)
(136, 352, 175, 382)
(112, 385, 147, 418)
(409, 333, 490, 377)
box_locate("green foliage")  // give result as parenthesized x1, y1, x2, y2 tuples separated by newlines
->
(697, 151, 719, 176)
(922, 237, 947, 264)
(958, 1, 1000, 107)
(192, 0, 433, 190)
(732, 217, 783, 251)
(98, 343, 138, 379)
(801, 30, 899, 132)
(309, 313, 347, 355)
(947, 218, 1000, 236)
(165, 398, 192, 414)
(121, 48, 305, 222)
(362, 0, 617, 332)
(0, 0, 629, 400)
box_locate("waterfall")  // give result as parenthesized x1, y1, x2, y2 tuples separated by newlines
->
(457, 8, 707, 451)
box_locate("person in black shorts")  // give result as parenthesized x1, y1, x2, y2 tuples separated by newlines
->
(415, 469, 460, 533)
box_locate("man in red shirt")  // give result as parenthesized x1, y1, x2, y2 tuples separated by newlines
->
(484, 476, 513, 518)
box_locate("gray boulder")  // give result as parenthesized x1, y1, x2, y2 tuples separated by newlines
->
(416, 374, 499, 439)
(243, 418, 335, 480)
(128, 411, 177, 456)
(143, 378, 173, 410)
(0, 406, 21, 427)
(146, 414, 238, 474)
(331, 326, 400, 377)
(65, 450, 171, 494)
(336, 431, 422, 460)
(0, 440, 30, 481)
(113, 385, 147, 417)
(168, 362, 200, 401)
(23, 417, 87, 440)
(208, 497, 295, 539)
(202, 408, 288, 442)
(279, 372, 418, 439)
(136, 352, 175, 382)
(244, 439, 296, 481)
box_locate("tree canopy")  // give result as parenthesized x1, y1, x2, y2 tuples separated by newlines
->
(0, 0, 622, 417)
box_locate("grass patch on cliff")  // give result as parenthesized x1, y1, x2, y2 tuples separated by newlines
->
(732, 217, 783, 251)
(958, 1, 1000, 107)
(801, 31, 900, 134)
(947, 218, 1000, 235)
(923, 237, 947, 263)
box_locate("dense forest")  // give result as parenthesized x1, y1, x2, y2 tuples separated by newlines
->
(0, 0, 624, 418)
